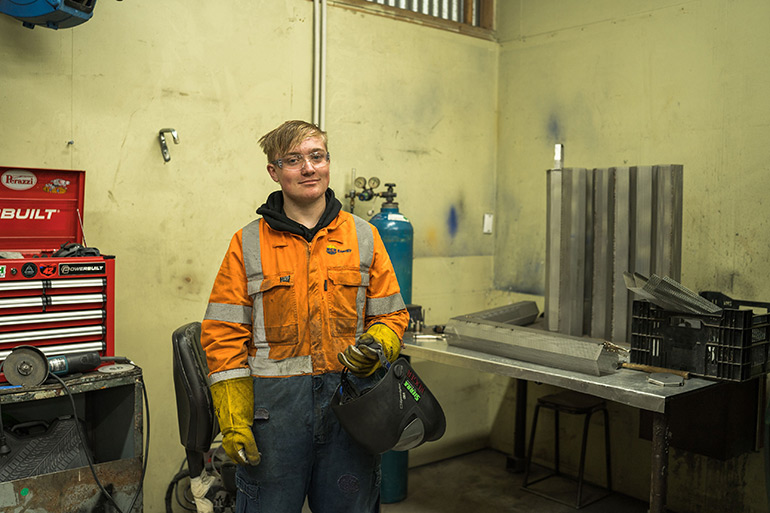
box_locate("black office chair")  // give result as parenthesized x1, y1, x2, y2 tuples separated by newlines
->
(172, 322, 218, 478)
(170, 322, 235, 513)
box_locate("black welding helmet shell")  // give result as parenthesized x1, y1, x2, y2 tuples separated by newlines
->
(331, 357, 446, 455)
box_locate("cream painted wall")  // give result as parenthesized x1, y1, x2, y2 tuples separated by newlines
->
(0, 1, 502, 511)
(5, 0, 765, 510)
(495, 1, 770, 512)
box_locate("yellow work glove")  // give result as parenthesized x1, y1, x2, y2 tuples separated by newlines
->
(337, 324, 401, 377)
(210, 377, 261, 466)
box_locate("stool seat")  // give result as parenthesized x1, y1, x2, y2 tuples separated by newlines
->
(538, 391, 606, 413)
(522, 390, 612, 509)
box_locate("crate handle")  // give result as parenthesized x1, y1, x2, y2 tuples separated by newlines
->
(669, 316, 703, 330)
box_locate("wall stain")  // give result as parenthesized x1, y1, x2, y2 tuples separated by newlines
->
(547, 113, 562, 142)
(400, 148, 430, 156)
(448, 206, 459, 237)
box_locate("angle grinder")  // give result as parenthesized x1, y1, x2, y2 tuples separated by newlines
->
(1, 345, 132, 387)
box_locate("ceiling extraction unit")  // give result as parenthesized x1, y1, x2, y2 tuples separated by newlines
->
(0, 0, 97, 29)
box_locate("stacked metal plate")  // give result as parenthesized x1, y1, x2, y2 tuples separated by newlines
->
(546, 164, 684, 343)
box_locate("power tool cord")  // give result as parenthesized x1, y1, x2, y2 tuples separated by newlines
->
(52, 371, 150, 513)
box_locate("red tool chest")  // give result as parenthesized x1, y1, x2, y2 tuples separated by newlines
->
(0, 167, 114, 371)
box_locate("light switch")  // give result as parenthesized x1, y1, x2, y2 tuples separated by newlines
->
(483, 213, 493, 234)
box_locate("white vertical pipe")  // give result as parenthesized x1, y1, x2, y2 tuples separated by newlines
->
(320, 0, 327, 131)
(313, 0, 321, 126)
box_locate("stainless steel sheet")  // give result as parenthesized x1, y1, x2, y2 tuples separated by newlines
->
(403, 332, 716, 413)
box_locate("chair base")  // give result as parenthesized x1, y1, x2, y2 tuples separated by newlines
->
(522, 466, 612, 509)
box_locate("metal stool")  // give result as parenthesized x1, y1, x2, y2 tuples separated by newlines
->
(522, 390, 612, 509)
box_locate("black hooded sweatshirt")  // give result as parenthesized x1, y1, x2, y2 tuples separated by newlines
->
(256, 189, 342, 242)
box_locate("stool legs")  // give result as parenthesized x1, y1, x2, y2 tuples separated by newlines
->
(603, 407, 612, 491)
(576, 411, 594, 508)
(553, 410, 560, 475)
(521, 404, 541, 487)
(522, 401, 612, 509)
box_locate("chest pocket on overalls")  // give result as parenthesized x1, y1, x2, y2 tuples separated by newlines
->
(258, 273, 299, 344)
(327, 268, 368, 337)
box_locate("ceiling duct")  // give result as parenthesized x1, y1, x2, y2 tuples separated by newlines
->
(0, 0, 99, 30)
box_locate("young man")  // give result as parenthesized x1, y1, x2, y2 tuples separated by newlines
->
(201, 120, 409, 512)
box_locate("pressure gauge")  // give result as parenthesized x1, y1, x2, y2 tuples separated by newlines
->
(354, 176, 367, 189)
(368, 177, 380, 189)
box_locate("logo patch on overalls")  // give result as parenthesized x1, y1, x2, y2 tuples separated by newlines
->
(326, 245, 352, 255)
(280, 275, 291, 283)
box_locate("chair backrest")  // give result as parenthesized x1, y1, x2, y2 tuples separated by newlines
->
(172, 322, 219, 454)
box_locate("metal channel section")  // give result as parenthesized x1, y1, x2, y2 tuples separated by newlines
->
(632, 165, 654, 278)
(590, 167, 613, 339)
(564, 168, 587, 337)
(545, 168, 562, 333)
(445, 318, 618, 376)
(611, 166, 631, 343)
(546, 168, 588, 336)
(582, 168, 595, 336)
(653, 164, 683, 280)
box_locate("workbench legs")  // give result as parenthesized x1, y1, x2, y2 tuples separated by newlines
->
(650, 411, 670, 513)
(509, 380, 670, 513)
(506, 379, 528, 473)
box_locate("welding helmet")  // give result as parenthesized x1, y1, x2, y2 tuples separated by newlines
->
(331, 357, 446, 455)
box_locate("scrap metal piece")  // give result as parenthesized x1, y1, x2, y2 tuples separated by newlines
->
(625, 272, 722, 315)
(445, 317, 618, 376)
(650, 275, 721, 314)
(647, 373, 684, 387)
(453, 301, 540, 328)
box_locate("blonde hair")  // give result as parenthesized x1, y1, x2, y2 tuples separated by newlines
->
(258, 120, 328, 163)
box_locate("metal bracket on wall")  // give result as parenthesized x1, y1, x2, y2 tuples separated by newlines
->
(158, 128, 179, 162)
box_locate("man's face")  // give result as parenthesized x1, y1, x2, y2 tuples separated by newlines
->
(267, 135, 330, 208)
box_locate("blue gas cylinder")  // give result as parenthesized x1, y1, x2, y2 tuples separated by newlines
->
(369, 184, 413, 304)
(369, 183, 413, 504)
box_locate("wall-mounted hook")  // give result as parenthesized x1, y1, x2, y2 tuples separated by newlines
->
(159, 128, 179, 162)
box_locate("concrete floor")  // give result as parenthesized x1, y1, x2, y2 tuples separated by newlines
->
(379, 449, 648, 513)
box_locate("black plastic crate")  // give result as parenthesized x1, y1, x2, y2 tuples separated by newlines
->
(630, 293, 770, 382)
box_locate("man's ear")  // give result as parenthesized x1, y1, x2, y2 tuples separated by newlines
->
(267, 164, 280, 183)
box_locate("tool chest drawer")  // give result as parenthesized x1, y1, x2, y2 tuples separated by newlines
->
(0, 260, 115, 366)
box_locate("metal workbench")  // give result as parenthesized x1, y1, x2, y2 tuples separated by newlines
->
(402, 332, 719, 513)
(0, 367, 144, 512)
